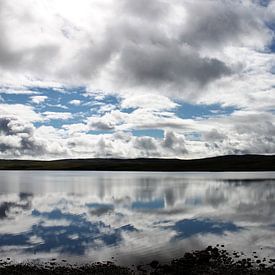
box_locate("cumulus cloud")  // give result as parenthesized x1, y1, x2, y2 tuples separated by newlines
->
(0, 107, 274, 159)
(162, 131, 188, 156)
(0, 116, 46, 157)
(0, 104, 43, 122)
(69, 99, 81, 106)
(0, 116, 71, 159)
(30, 95, 48, 104)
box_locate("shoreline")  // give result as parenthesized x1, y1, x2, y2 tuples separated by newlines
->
(1, 247, 275, 275)
(0, 155, 274, 171)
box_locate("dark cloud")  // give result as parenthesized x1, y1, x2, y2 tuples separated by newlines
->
(0, 116, 46, 157)
(60, 1, 234, 93)
(0, 194, 32, 219)
(181, 1, 268, 49)
(116, 43, 231, 90)
(0, 0, 271, 99)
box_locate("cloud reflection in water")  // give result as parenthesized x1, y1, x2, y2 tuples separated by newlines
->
(0, 171, 274, 263)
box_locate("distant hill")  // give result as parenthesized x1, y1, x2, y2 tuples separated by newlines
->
(0, 155, 274, 171)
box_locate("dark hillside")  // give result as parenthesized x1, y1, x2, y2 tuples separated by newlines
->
(0, 155, 274, 171)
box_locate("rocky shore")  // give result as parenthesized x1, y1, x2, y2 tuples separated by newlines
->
(0, 246, 275, 275)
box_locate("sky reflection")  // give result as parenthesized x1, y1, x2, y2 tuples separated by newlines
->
(0, 171, 274, 264)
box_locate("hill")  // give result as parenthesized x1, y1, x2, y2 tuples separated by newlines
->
(0, 155, 274, 171)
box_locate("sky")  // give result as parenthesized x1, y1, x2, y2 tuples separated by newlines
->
(0, 0, 274, 160)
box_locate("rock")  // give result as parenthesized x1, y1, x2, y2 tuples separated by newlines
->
(149, 260, 159, 268)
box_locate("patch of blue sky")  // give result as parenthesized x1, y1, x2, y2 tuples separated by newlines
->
(39, 115, 85, 128)
(87, 130, 115, 135)
(85, 129, 163, 138)
(259, 0, 271, 7)
(268, 38, 275, 53)
(0, 93, 32, 105)
(175, 101, 236, 119)
(25, 87, 121, 129)
(132, 129, 164, 138)
(264, 21, 275, 53)
(170, 218, 242, 240)
(2, 85, 238, 135)
(101, 95, 120, 106)
(120, 107, 136, 114)
(30, 86, 89, 111)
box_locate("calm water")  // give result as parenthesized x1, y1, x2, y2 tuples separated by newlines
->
(0, 171, 275, 265)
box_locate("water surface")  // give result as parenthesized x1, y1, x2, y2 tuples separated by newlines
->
(0, 171, 274, 265)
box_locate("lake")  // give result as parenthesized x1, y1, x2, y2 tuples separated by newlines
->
(0, 171, 274, 266)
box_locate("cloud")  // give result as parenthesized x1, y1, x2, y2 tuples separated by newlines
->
(203, 129, 228, 142)
(113, 43, 231, 94)
(121, 94, 178, 111)
(87, 108, 192, 133)
(30, 95, 47, 104)
(0, 104, 43, 122)
(43, 111, 72, 121)
(162, 131, 188, 156)
(0, 87, 39, 95)
(0, 116, 46, 157)
(69, 99, 81, 106)
(0, 0, 272, 102)
(0, 0, 274, 159)
(0, 116, 71, 159)
(0, 0, 60, 75)
(181, 1, 271, 50)
(119, 0, 169, 20)
(88, 110, 127, 131)
(133, 137, 159, 157)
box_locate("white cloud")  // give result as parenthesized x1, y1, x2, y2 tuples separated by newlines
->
(43, 111, 73, 121)
(0, 87, 39, 95)
(0, 104, 43, 122)
(69, 99, 81, 106)
(30, 95, 48, 104)
(121, 94, 178, 111)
